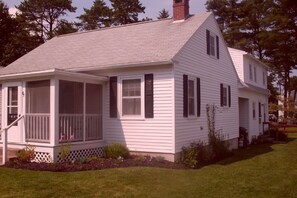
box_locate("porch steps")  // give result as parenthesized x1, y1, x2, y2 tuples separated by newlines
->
(0, 148, 19, 165)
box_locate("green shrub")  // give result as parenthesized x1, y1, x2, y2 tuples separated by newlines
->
(154, 156, 165, 163)
(180, 141, 208, 168)
(16, 145, 36, 163)
(104, 143, 130, 159)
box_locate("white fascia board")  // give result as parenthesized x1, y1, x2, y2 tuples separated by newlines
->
(0, 68, 108, 82)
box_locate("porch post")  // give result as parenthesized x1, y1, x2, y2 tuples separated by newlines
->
(50, 79, 59, 147)
(2, 129, 8, 164)
(83, 83, 86, 142)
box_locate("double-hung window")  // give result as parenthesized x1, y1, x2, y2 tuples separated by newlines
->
(220, 84, 231, 107)
(206, 29, 220, 59)
(188, 78, 195, 116)
(183, 75, 201, 118)
(110, 74, 154, 119)
(121, 78, 143, 117)
(249, 64, 253, 81)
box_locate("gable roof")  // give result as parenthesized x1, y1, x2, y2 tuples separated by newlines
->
(0, 12, 212, 76)
(228, 47, 269, 69)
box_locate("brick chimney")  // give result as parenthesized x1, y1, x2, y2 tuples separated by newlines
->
(173, 0, 190, 21)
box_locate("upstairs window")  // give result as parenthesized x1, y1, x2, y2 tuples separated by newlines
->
(252, 102, 256, 119)
(263, 71, 266, 86)
(254, 66, 257, 83)
(249, 64, 253, 81)
(206, 30, 219, 59)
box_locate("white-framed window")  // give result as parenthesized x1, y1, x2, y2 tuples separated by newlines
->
(119, 76, 144, 118)
(249, 64, 253, 81)
(263, 71, 266, 86)
(206, 29, 219, 59)
(252, 101, 256, 119)
(209, 32, 216, 57)
(254, 66, 257, 83)
(188, 77, 196, 116)
(222, 84, 228, 107)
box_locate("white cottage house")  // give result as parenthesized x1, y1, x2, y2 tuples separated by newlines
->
(228, 48, 270, 142)
(0, 0, 240, 162)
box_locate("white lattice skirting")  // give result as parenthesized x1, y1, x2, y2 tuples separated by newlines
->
(57, 147, 104, 162)
(33, 152, 53, 163)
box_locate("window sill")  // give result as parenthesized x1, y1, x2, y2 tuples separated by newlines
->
(119, 117, 145, 121)
(187, 116, 198, 120)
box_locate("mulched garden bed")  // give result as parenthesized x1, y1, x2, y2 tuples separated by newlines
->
(2, 156, 188, 172)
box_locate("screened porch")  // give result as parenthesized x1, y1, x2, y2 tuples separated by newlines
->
(23, 79, 103, 145)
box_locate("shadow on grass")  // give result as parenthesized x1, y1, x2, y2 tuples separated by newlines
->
(217, 144, 274, 166)
(216, 136, 297, 166)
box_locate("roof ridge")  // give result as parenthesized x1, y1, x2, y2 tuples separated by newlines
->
(57, 17, 173, 38)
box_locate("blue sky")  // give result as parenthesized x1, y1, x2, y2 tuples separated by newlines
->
(5, 0, 207, 20)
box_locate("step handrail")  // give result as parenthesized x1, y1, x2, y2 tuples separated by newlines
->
(0, 115, 24, 133)
(1, 115, 24, 165)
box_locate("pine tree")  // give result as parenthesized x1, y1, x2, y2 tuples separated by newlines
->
(17, 0, 77, 41)
(157, 9, 170, 19)
(110, 0, 145, 25)
(77, 0, 112, 30)
(0, 0, 41, 66)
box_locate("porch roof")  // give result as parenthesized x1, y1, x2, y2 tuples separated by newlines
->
(0, 12, 211, 76)
(239, 81, 270, 96)
(0, 68, 108, 82)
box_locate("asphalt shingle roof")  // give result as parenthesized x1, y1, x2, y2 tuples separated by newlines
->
(0, 12, 211, 76)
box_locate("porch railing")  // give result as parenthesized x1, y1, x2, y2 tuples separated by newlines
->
(25, 113, 50, 143)
(59, 114, 83, 142)
(86, 114, 102, 141)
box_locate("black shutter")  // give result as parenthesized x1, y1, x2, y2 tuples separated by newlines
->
(228, 85, 231, 107)
(216, 35, 220, 59)
(220, 83, 224, 107)
(145, 74, 154, 118)
(110, 76, 117, 118)
(197, 78, 201, 117)
(206, 30, 210, 55)
(183, 75, 188, 117)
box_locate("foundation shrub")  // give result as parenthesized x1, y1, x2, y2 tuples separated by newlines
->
(16, 145, 36, 163)
(104, 143, 130, 159)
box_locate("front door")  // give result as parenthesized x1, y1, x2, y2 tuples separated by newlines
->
(3, 82, 23, 143)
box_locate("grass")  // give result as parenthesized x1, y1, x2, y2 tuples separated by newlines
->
(1, 134, 297, 198)
(278, 127, 297, 132)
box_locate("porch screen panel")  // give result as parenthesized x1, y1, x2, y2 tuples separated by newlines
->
(59, 80, 83, 142)
(26, 80, 50, 113)
(86, 83, 102, 140)
(25, 80, 50, 143)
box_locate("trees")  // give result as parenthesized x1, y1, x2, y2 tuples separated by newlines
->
(77, 0, 112, 30)
(0, 0, 41, 66)
(207, 0, 297, 119)
(110, 0, 145, 25)
(157, 9, 170, 19)
(16, 0, 77, 41)
(78, 0, 146, 30)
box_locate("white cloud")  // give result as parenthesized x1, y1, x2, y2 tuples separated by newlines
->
(9, 7, 19, 17)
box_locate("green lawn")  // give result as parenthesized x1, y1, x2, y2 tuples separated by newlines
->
(1, 134, 297, 198)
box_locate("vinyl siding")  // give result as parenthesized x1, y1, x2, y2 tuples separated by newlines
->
(103, 68, 174, 153)
(228, 48, 244, 81)
(239, 89, 268, 141)
(173, 15, 239, 152)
